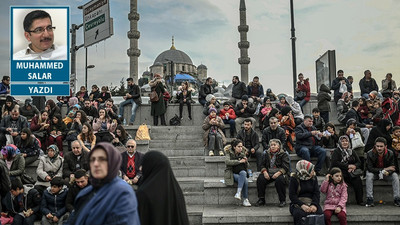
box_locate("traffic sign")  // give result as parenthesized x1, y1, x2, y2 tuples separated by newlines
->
(83, 0, 112, 47)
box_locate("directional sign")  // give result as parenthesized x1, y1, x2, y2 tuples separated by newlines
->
(83, 0, 112, 47)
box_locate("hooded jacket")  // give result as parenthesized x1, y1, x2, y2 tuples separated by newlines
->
(286, 96, 304, 119)
(224, 145, 249, 186)
(320, 179, 348, 213)
(19, 100, 40, 121)
(317, 84, 331, 112)
(2, 188, 41, 217)
(41, 185, 68, 218)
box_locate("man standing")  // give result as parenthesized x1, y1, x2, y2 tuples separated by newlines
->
(0, 108, 28, 146)
(331, 70, 352, 104)
(13, 10, 67, 60)
(365, 137, 400, 207)
(237, 119, 262, 171)
(231, 76, 247, 106)
(199, 77, 213, 106)
(359, 70, 379, 99)
(62, 140, 90, 183)
(294, 115, 326, 175)
(247, 76, 264, 104)
(65, 169, 89, 213)
(120, 139, 144, 185)
(119, 78, 142, 125)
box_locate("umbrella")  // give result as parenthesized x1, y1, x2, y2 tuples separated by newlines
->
(174, 74, 196, 83)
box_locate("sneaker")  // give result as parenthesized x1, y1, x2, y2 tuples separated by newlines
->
(279, 201, 286, 207)
(243, 198, 251, 207)
(254, 198, 265, 207)
(188, 116, 192, 120)
(234, 192, 241, 200)
(219, 151, 224, 156)
(366, 197, 374, 207)
(394, 199, 400, 207)
(208, 151, 214, 156)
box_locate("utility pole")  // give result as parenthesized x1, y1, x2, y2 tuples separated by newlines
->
(70, 23, 83, 94)
(290, 0, 297, 96)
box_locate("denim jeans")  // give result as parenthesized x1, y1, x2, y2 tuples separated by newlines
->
(366, 171, 400, 199)
(296, 145, 326, 172)
(119, 99, 139, 123)
(233, 170, 248, 198)
(223, 119, 235, 135)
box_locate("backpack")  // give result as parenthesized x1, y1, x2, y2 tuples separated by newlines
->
(169, 114, 181, 126)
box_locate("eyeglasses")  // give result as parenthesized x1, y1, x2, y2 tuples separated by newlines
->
(28, 25, 56, 34)
(126, 145, 136, 148)
(89, 157, 108, 163)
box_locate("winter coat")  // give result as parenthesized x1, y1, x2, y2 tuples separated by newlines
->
(0, 82, 10, 95)
(62, 151, 90, 180)
(317, 84, 331, 112)
(203, 101, 221, 115)
(235, 102, 255, 118)
(126, 83, 142, 105)
(261, 126, 286, 150)
(89, 90, 100, 102)
(286, 96, 304, 119)
(224, 145, 249, 186)
(0, 159, 11, 197)
(247, 82, 264, 98)
(337, 99, 351, 124)
(366, 148, 396, 175)
(19, 105, 40, 121)
(320, 180, 348, 213)
(41, 185, 68, 218)
(344, 108, 366, 128)
(219, 106, 236, 120)
(35, 155, 63, 187)
(202, 116, 226, 147)
(359, 77, 378, 96)
(261, 147, 290, 176)
(199, 84, 212, 100)
(30, 116, 50, 132)
(296, 79, 311, 101)
(5, 154, 25, 181)
(295, 123, 319, 149)
(16, 137, 40, 157)
(331, 78, 352, 99)
(232, 81, 247, 99)
(177, 89, 192, 103)
(149, 80, 166, 116)
(2, 188, 41, 217)
(330, 147, 361, 178)
(236, 128, 260, 151)
(97, 92, 111, 104)
(82, 106, 98, 120)
(0, 115, 29, 134)
(313, 116, 325, 132)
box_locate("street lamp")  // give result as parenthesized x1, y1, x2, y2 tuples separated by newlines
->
(85, 55, 95, 90)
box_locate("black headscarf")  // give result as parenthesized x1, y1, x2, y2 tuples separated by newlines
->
(89, 142, 122, 189)
(281, 106, 291, 116)
(137, 151, 189, 225)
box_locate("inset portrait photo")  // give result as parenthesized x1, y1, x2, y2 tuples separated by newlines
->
(12, 7, 69, 60)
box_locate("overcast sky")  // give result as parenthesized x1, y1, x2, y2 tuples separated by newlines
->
(1, 0, 399, 95)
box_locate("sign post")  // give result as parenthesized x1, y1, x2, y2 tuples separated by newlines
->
(82, 0, 112, 47)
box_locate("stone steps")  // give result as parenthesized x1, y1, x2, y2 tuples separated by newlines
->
(151, 148, 205, 157)
(149, 140, 204, 149)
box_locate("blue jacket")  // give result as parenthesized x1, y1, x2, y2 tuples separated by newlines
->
(66, 177, 140, 225)
(295, 123, 318, 149)
(41, 185, 68, 218)
(0, 82, 9, 95)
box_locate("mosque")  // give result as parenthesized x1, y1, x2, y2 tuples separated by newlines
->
(141, 37, 208, 82)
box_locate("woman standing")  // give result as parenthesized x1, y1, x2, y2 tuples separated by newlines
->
(331, 135, 364, 205)
(224, 139, 251, 207)
(177, 81, 193, 120)
(149, 74, 167, 126)
(137, 151, 189, 225)
(65, 142, 140, 225)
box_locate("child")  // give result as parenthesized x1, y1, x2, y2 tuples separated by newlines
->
(41, 177, 69, 225)
(371, 100, 383, 125)
(392, 126, 400, 157)
(322, 123, 339, 149)
(259, 97, 273, 130)
(312, 108, 325, 132)
(358, 97, 369, 124)
(320, 167, 348, 225)
(219, 102, 236, 137)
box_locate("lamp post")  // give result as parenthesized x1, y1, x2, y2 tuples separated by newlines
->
(290, 0, 297, 96)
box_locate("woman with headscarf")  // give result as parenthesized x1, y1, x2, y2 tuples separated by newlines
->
(337, 92, 352, 124)
(1, 144, 24, 182)
(285, 96, 304, 125)
(365, 119, 393, 153)
(331, 135, 364, 205)
(149, 74, 167, 126)
(35, 145, 63, 194)
(137, 151, 189, 225)
(289, 160, 323, 225)
(66, 142, 140, 225)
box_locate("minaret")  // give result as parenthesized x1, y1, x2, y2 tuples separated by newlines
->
(127, 0, 141, 83)
(238, 0, 250, 84)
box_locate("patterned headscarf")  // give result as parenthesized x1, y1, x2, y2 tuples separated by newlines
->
(338, 135, 352, 164)
(296, 160, 315, 180)
(47, 145, 59, 162)
(1, 144, 20, 161)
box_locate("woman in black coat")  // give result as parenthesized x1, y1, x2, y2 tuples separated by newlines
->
(177, 81, 193, 120)
(331, 135, 364, 205)
(149, 74, 166, 126)
(365, 119, 392, 152)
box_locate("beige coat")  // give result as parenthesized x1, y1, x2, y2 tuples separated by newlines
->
(202, 116, 226, 147)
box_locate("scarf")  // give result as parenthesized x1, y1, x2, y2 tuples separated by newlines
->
(296, 160, 315, 180)
(338, 135, 352, 164)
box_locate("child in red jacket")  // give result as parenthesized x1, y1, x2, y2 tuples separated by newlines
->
(219, 102, 236, 137)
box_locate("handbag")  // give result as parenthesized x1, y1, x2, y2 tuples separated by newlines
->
(295, 91, 306, 100)
(33, 130, 46, 138)
(37, 161, 62, 182)
(135, 123, 151, 140)
(351, 132, 365, 149)
(169, 114, 181, 126)
(21, 174, 36, 185)
(149, 90, 160, 102)
(350, 168, 363, 178)
(304, 214, 325, 225)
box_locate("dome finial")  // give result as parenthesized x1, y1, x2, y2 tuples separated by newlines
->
(170, 36, 176, 50)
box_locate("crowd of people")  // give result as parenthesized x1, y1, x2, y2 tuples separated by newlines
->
(0, 68, 400, 225)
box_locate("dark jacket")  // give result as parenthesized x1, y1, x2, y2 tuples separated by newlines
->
(344, 108, 366, 128)
(331, 78, 352, 99)
(202, 101, 221, 115)
(236, 128, 260, 151)
(289, 175, 321, 208)
(0, 82, 10, 95)
(0, 115, 29, 134)
(261, 126, 286, 150)
(317, 84, 331, 112)
(261, 148, 290, 175)
(366, 148, 396, 175)
(89, 90, 100, 102)
(247, 83, 264, 98)
(2, 188, 41, 217)
(365, 120, 393, 153)
(235, 102, 255, 118)
(120, 151, 144, 179)
(19, 105, 40, 121)
(295, 123, 318, 149)
(330, 147, 361, 176)
(127, 83, 142, 105)
(359, 77, 379, 96)
(41, 185, 68, 218)
(313, 116, 325, 132)
(177, 90, 192, 103)
(199, 84, 212, 100)
(150, 80, 166, 116)
(65, 181, 89, 213)
(62, 150, 90, 179)
(232, 81, 247, 99)
(82, 106, 98, 119)
(97, 92, 111, 103)
(16, 137, 40, 157)
(0, 160, 10, 197)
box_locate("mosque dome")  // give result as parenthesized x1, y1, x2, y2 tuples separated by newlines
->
(198, 64, 207, 70)
(153, 37, 193, 65)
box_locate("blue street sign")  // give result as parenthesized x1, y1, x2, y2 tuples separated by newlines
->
(11, 84, 70, 96)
